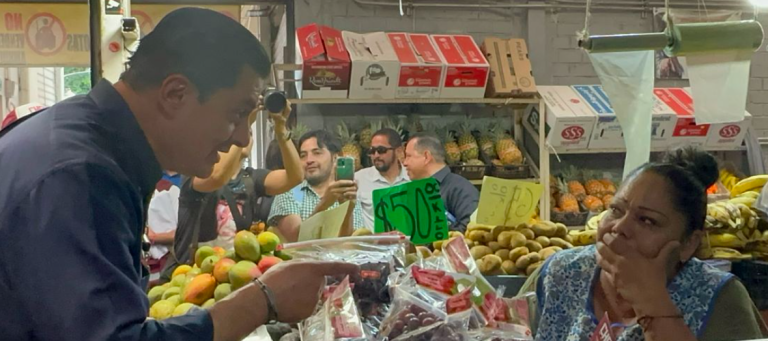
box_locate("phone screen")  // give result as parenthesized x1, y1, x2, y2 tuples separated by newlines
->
(336, 157, 355, 181)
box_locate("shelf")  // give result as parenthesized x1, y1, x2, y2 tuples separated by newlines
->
(469, 177, 538, 185)
(291, 97, 539, 106)
(522, 121, 747, 154)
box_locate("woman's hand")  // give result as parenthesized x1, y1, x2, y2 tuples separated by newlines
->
(596, 233, 681, 317)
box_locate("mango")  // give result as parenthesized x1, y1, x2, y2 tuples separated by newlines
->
(213, 258, 236, 283)
(258, 231, 281, 253)
(170, 274, 186, 288)
(200, 255, 221, 274)
(224, 249, 237, 260)
(274, 250, 293, 261)
(149, 300, 176, 320)
(214, 283, 232, 301)
(182, 273, 217, 305)
(172, 302, 197, 317)
(195, 246, 216, 268)
(162, 286, 181, 300)
(258, 256, 283, 273)
(229, 260, 262, 290)
(213, 246, 226, 258)
(202, 298, 216, 309)
(187, 268, 201, 278)
(234, 231, 262, 262)
(166, 295, 182, 307)
(172, 265, 192, 279)
(147, 286, 167, 306)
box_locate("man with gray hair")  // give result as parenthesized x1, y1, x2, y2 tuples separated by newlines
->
(403, 132, 479, 232)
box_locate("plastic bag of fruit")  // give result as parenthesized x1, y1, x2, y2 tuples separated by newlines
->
(300, 276, 369, 341)
(378, 286, 452, 341)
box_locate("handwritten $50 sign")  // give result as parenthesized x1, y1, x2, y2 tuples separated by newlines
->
(476, 176, 543, 227)
(373, 178, 448, 245)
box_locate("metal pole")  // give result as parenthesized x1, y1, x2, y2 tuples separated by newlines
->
(89, 0, 102, 86)
(284, 0, 297, 128)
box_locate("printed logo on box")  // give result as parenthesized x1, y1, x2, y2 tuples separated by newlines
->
(573, 85, 613, 114)
(562, 126, 585, 141)
(720, 125, 741, 138)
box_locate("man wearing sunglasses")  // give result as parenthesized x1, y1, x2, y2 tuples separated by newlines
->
(355, 128, 410, 229)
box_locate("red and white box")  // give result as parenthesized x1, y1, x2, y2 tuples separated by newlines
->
(387, 33, 444, 99)
(653, 88, 710, 147)
(649, 94, 677, 149)
(431, 34, 490, 99)
(342, 31, 400, 99)
(296, 24, 351, 99)
(679, 88, 753, 149)
(525, 86, 595, 150)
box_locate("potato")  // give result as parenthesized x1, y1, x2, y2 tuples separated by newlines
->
(415, 246, 432, 258)
(481, 231, 495, 244)
(515, 223, 529, 230)
(515, 253, 536, 269)
(531, 222, 557, 237)
(539, 246, 563, 260)
(525, 240, 543, 253)
(467, 230, 487, 242)
(535, 236, 551, 248)
(495, 249, 511, 261)
(518, 228, 535, 240)
(433, 249, 442, 257)
(492, 225, 514, 241)
(509, 246, 530, 262)
(449, 231, 463, 239)
(554, 223, 568, 239)
(470, 245, 493, 260)
(478, 255, 503, 275)
(498, 231, 527, 249)
(550, 237, 574, 249)
(432, 239, 446, 250)
(527, 252, 541, 264)
(526, 261, 544, 276)
(487, 241, 502, 253)
(502, 260, 520, 275)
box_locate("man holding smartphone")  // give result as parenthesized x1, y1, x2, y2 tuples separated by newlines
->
(268, 130, 365, 242)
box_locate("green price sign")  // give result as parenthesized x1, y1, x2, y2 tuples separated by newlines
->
(373, 178, 448, 245)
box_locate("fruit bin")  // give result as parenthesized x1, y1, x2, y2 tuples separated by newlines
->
(450, 164, 488, 180)
(550, 210, 589, 227)
(490, 163, 530, 179)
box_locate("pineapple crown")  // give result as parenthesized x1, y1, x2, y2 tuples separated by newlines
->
(337, 121, 357, 144)
(290, 122, 309, 141)
(460, 116, 474, 135)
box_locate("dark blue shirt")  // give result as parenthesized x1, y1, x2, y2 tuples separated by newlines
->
(0, 81, 214, 340)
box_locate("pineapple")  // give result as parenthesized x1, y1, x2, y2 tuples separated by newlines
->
(585, 179, 606, 196)
(494, 129, 523, 165)
(289, 122, 309, 146)
(602, 194, 614, 206)
(408, 114, 424, 133)
(561, 166, 586, 201)
(583, 195, 605, 212)
(337, 122, 362, 171)
(557, 193, 580, 213)
(599, 179, 617, 195)
(359, 120, 381, 150)
(477, 123, 497, 159)
(458, 118, 479, 162)
(438, 126, 461, 165)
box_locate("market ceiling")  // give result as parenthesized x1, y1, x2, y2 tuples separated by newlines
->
(0, 0, 288, 4)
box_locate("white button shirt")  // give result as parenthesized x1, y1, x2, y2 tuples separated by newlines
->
(355, 164, 410, 229)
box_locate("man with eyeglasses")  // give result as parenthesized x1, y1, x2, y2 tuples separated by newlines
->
(355, 128, 410, 229)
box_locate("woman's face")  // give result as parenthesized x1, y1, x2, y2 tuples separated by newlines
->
(598, 171, 701, 271)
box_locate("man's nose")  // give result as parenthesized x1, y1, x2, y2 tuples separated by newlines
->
(231, 121, 250, 148)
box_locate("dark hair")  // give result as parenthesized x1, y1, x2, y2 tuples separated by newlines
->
(120, 8, 271, 102)
(372, 128, 402, 148)
(298, 130, 342, 155)
(265, 139, 284, 170)
(408, 132, 446, 164)
(627, 146, 718, 235)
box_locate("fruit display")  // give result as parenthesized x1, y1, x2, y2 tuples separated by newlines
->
(147, 231, 286, 320)
(423, 220, 574, 277)
(729, 175, 768, 198)
(698, 190, 766, 260)
(337, 121, 363, 171)
(458, 118, 480, 163)
(551, 167, 617, 219)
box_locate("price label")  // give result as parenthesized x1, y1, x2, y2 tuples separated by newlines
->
(373, 178, 447, 245)
(477, 176, 543, 227)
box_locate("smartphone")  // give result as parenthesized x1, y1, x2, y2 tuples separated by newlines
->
(336, 156, 355, 181)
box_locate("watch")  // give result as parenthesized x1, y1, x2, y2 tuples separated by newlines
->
(253, 278, 279, 324)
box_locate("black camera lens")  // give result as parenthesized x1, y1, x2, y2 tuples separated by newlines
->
(263, 89, 286, 113)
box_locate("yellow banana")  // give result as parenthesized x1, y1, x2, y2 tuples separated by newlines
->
(729, 196, 756, 208)
(707, 232, 746, 248)
(731, 175, 768, 198)
(739, 191, 760, 200)
(579, 230, 597, 245)
(711, 247, 748, 260)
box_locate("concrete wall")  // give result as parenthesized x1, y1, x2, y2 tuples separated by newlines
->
(289, 0, 768, 139)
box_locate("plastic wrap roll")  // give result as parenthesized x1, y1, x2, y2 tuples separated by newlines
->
(666, 20, 764, 56)
(580, 33, 668, 53)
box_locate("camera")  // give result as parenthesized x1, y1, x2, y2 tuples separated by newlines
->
(262, 88, 286, 113)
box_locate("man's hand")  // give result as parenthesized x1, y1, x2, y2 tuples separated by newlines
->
(270, 99, 292, 136)
(322, 180, 357, 205)
(260, 260, 359, 323)
(146, 229, 157, 243)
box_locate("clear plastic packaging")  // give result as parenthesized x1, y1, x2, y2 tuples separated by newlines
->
(378, 286, 448, 340)
(300, 276, 368, 341)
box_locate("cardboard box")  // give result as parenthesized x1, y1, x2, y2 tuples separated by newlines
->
(653, 88, 710, 147)
(387, 33, 444, 98)
(296, 24, 351, 99)
(342, 31, 400, 99)
(679, 87, 752, 149)
(525, 86, 596, 149)
(482, 37, 517, 97)
(507, 38, 536, 94)
(572, 85, 623, 150)
(649, 95, 677, 149)
(431, 34, 490, 99)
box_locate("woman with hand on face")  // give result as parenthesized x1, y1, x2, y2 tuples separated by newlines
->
(520, 147, 767, 341)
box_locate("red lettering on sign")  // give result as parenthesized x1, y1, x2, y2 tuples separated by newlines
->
(562, 126, 585, 140)
(720, 125, 740, 138)
(5, 13, 23, 31)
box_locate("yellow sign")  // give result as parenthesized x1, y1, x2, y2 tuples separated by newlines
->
(298, 202, 351, 242)
(0, 4, 240, 66)
(477, 176, 543, 226)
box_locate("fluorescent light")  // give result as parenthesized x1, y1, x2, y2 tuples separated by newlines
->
(750, 0, 768, 7)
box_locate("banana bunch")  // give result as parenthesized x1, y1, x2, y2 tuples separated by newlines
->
(696, 246, 751, 260)
(705, 201, 744, 230)
(719, 169, 740, 192)
(570, 229, 597, 246)
(585, 210, 608, 231)
(730, 175, 768, 198)
(729, 191, 759, 208)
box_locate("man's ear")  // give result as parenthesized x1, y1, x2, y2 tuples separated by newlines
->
(158, 75, 197, 119)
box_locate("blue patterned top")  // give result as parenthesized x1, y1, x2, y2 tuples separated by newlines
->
(535, 246, 733, 341)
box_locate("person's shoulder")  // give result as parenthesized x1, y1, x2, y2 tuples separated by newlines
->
(355, 166, 377, 179)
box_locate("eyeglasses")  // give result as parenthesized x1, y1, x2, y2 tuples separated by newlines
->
(368, 146, 395, 155)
